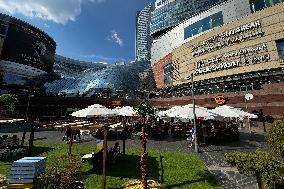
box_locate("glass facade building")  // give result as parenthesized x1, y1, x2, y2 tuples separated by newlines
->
(0, 13, 56, 94)
(0, 14, 151, 98)
(150, 0, 284, 99)
(150, 0, 227, 37)
(45, 56, 150, 98)
(135, 3, 154, 61)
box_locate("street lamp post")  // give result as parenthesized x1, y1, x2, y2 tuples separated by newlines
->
(241, 85, 252, 133)
(191, 73, 198, 153)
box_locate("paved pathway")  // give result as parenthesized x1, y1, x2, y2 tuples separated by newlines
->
(0, 124, 271, 189)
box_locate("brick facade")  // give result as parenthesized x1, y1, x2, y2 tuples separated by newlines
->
(152, 53, 172, 88)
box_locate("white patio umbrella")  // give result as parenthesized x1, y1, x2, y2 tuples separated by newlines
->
(233, 107, 258, 119)
(71, 107, 89, 117)
(117, 106, 138, 117)
(71, 104, 105, 117)
(157, 106, 182, 117)
(85, 107, 116, 118)
(210, 105, 257, 119)
(112, 107, 122, 114)
(71, 104, 116, 118)
(166, 104, 218, 120)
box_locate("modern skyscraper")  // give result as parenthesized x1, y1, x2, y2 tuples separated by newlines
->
(135, 3, 153, 62)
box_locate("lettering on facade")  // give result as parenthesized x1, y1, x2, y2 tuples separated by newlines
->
(194, 43, 270, 75)
(112, 100, 122, 106)
(214, 95, 226, 105)
(192, 20, 263, 57)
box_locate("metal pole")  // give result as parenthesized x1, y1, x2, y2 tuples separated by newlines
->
(191, 73, 198, 153)
(245, 86, 251, 133)
(25, 95, 31, 119)
(102, 126, 108, 189)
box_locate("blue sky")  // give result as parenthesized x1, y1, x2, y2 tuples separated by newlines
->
(0, 0, 153, 64)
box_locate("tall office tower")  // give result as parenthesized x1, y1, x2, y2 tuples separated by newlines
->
(135, 3, 154, 62)
(150, 0, 227, 38)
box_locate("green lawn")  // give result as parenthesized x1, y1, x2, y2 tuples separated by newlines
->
(0, 142, 222, 189)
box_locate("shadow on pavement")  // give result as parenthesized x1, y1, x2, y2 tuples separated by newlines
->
(164, 171, 220, 189)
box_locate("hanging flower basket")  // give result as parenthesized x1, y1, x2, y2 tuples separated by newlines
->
(124, 179, 162, 189)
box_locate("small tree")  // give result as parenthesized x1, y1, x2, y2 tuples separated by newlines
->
(134, 101, 156, 189)
(224, 119, 284, 189)
(0, 94, 16, 112)
(40, 155, 82, 189)
(267, 119, 284, 158)
(224, 150, 284, 189)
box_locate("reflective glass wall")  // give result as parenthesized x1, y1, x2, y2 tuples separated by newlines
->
(184, 12, 223, 40)
(249, 0, 283, 12)
(44, 57, 150, 98)
(150, 0, 227, 37)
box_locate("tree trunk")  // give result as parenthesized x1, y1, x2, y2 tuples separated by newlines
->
(123, 118, 126, 160)
(102, 126, 108, 189)
(262, 120, 266, 132)
(256, 173, 269, 189)
(141, 125, 147, 189)
(21, 122, 28, 147)
(27, 122, 35, 156)
(68, 131, 73, 156)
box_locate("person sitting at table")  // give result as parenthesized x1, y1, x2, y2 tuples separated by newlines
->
(91, 148, 103, 170)
(108, 142, 121, 163)
(91, 142, 121, 170)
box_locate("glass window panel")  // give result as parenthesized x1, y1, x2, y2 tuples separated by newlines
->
(265, 0, 280, 6)
(184, 11, 223, 40)
(164, 64, 173, 84)
(201, 17, 211, 32)
(276, 40, 284, 60)
(211, 12, 224, 28)
(250, 0, 266, 12)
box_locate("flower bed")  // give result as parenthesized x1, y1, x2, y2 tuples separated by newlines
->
(124, 179, 162, 189)
(0, 174, 7, 187)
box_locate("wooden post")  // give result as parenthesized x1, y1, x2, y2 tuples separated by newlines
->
(102, 126, 108, 189)
(141, 125, 147, 189)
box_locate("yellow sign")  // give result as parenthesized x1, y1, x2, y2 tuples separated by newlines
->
(215, 95, 226, 105)
(112, 100, 122, 106)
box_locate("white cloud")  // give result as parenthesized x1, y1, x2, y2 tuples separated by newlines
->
(108, 30, 123, 47)
(83, 54, 125, 62)
(44, 23, 50, 28)
(0, 0, 104, 24)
